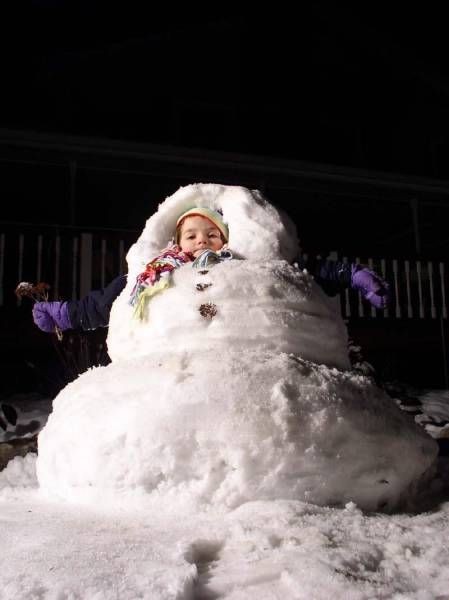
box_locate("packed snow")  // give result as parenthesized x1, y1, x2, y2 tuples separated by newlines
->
(1, 183, 447, 598)
(1, 453, 449, 599)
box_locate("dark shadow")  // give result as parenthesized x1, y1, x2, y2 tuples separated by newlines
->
(185, 540, 224, 600)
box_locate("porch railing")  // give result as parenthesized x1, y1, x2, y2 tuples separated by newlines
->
(0, 228, 135, 308)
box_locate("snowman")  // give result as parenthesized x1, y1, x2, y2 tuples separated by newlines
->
(36, 183, 438, 512)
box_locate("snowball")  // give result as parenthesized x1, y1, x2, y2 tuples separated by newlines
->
(126, 184, 300, 280)
(37, 352, 437, 512)
(107, 259, 351, 369)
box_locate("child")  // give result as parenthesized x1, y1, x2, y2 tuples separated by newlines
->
(32, 206, 390, 333)
(128, 207, 232, 321)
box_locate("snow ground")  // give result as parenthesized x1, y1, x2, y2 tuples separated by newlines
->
(1, 453, 449, 599)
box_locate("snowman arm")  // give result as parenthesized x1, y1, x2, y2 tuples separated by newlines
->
(66, 275, 127, 330)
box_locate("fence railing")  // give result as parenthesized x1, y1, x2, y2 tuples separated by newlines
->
(0, 228, 448, 320)
(342, 257, 447, 320)
(0, 229, 136, 308)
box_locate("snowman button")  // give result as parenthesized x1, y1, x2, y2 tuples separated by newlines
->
(199, 303, 217, 319)
(196, 283, 212, 292)
(198, 270, 209, 275)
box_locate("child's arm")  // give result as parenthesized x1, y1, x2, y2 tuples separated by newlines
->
(32, 275, 127, 332)
(297, 257, 390, 309)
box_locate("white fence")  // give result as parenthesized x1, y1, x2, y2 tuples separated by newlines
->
(339, 256, 447, 320)
(0, 230, 448, 320)
(0, 231, 131, 307)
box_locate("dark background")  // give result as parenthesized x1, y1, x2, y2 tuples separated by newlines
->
(2, 3, 449, 251)
(2, 2, 449, 393)
(3, 3, 449, 179)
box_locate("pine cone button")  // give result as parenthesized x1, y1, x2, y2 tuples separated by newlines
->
(199, 303, 217, 319)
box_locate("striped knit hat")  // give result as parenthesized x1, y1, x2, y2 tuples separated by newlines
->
(176, 207, 229, 242)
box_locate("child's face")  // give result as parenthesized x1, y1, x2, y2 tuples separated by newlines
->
(178, 216, 225, 257)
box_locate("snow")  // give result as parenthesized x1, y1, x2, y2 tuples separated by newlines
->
(125, 183, 300, 276)
(1, 183, 447, 598)
(107, 259, 351, 367)
(37, 351, 436, 513)
(2, 455, 449, 598)
(416, 390, 449, 439)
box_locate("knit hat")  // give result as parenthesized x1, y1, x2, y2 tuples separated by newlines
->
(176, 207, 229, 242)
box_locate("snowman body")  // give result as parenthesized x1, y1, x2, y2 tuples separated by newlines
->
(37, 184, 438, 511)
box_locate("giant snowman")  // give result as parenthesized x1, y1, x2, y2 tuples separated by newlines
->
(37, 184, 438, 511)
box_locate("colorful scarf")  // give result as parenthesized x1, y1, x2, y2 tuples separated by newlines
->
(129, 245, 233, 320)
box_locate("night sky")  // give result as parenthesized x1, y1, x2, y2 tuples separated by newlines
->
(3, 3, 449, 180)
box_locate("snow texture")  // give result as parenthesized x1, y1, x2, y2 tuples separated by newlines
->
(2, 459, 449, 599)
(36, 184, 438, 512)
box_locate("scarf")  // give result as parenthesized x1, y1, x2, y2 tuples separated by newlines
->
(129, 245, 233, 320)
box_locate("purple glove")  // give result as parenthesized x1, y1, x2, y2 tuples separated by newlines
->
(351, 265, 391, 309)
(32, 301, 72, 332)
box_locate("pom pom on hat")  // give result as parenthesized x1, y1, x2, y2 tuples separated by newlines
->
(176, 207, 229, 242)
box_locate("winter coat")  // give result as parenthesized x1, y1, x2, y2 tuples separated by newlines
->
(67, 275, 127, 330)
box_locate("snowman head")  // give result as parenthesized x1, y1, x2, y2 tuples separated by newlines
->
(126, 183, 300, 279)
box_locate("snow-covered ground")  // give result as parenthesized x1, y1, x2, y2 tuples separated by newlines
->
(1, 451, 449, 599)
(2, 184, 449, 599)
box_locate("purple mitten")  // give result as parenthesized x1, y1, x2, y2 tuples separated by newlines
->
(32, 301, 72, 332)
(351, 265, 391, 309)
